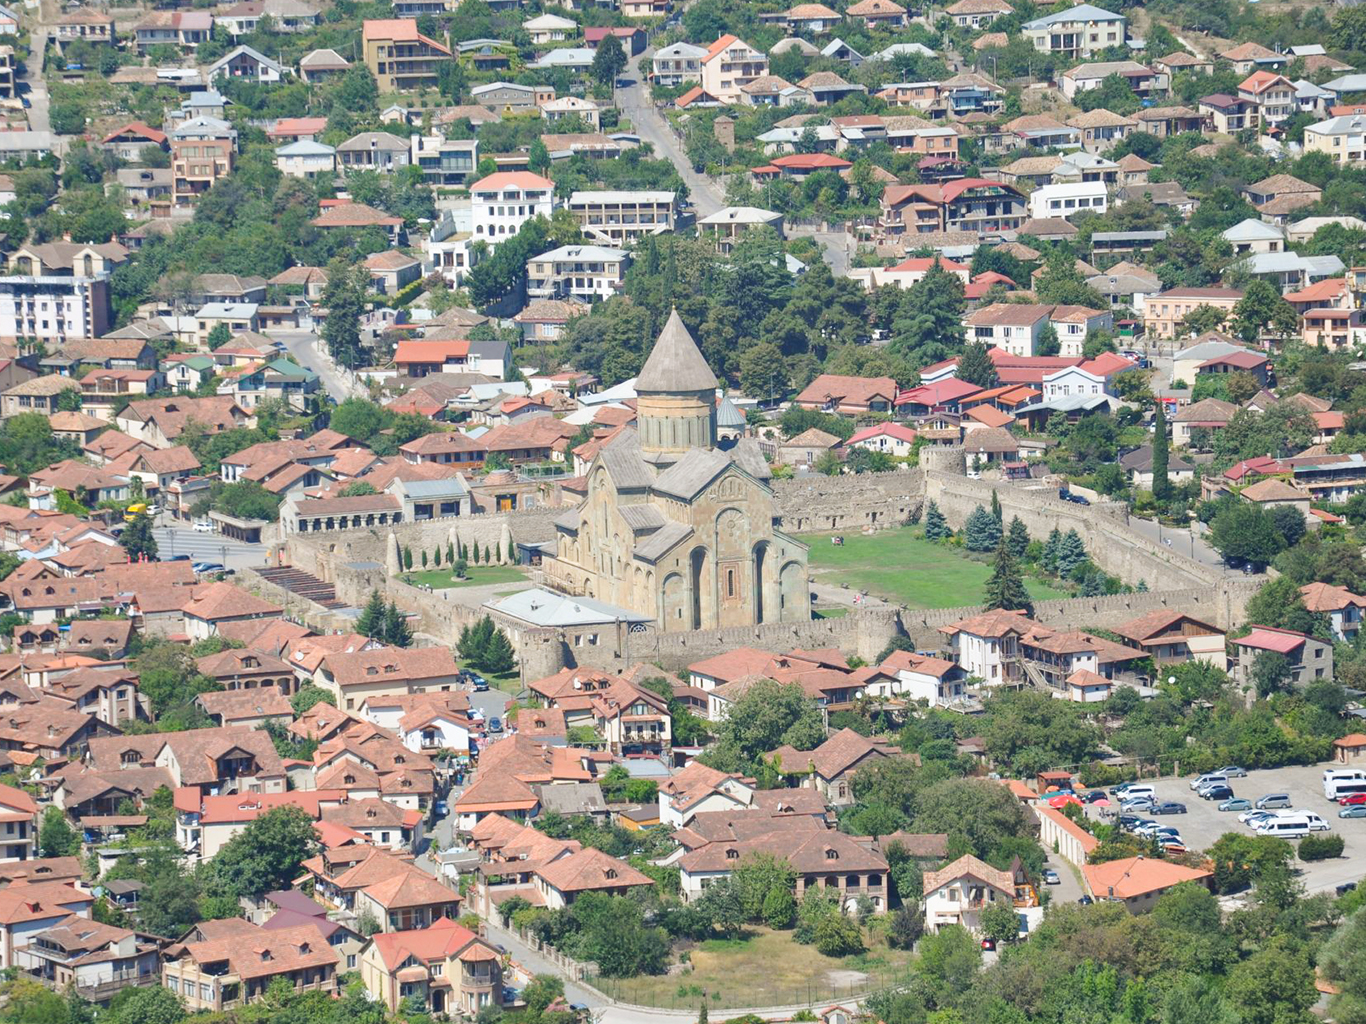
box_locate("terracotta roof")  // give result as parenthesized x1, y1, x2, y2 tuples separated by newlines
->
(922, 854, 1013, 896)
(1300, 582, 1366, 613)
(534, 847, 653, 893)
(195, 685, 293, 722)
(1083, 856, 1212, 899)
(368, 917, 497, 971)
(184, 581, 282, 622)
(323, 646, 457, 689)
(178, 922, 340, 979)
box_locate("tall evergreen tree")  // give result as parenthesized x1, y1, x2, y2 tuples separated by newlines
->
(984, 543, 1032, 614)
(402, 545, 413, 570)
(888, 258, 966, 365)
(1152, 400, 1170, 500)
(357, 590, 385, 638)
(482, 626, 515, 674)
(923, 500, 949, 541)
(383, 602, 413, 647)
(956, 340, 998, 388)
(1042, 527, 1063, 572)
(1006, 516, 1029, 558)
(990, 489, 1002, 525)
(964, 504, 1002, 552)
(447, 541, 456, 565)
(1056, 529, 1087, 578)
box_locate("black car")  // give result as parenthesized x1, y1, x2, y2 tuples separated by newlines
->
(1151, 802, 1187, 815)
(1082, 789, 1108, 803)
(1201, 784, 1235, 801)
(1078, 895, 1094, 905)
(1338, 882, 1358, 897)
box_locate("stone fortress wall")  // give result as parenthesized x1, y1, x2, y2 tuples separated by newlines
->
(276, 458, 1258, 681)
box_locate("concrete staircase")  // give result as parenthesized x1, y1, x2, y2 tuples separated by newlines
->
(256, 565, 344, 609)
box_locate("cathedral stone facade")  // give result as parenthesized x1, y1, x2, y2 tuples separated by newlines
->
(541, 311, 810, 631)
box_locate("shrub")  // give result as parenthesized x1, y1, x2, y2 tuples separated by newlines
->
(1299, 833, 1345, 861)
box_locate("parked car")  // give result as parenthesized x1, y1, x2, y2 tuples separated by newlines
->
(168, 554, 191, 562)
(145, 504, 161, 516)
(488, 717, 503, 733)
(1081, 789, 1109, 804)
(1201, 784, 1235, 801)
(192, 561, 226, 574)
(1043, 869, 1061, 885)
(1191, 773, 1229, 791)
(980, 937, 997, 951)
(1151, 801, 1187, 815)
(1341, 793, 1366, 807)
(1159, 841, 1189, 854)
(1217, 766, 1248, 778)
(1078, 895, 1094, 905)
(1256, 793, 1293, 809)
(1338, 882, 1358, 896)
(435, 801, 448, 816)
(1219, 798, 1253, 812)
(193, 520, 214, 532)
(1341, 805, 1366, 819)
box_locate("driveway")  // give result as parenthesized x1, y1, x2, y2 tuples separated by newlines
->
(268, 329, 356, 403)
(617, 52, 725, 219)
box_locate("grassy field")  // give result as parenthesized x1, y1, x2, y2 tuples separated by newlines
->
(398, 566, 527, 589)
(592, 927, 914, 1010)
(802, 527, 1071, 610)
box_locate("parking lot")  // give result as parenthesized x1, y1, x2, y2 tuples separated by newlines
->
(1082, 763, 1366, 896)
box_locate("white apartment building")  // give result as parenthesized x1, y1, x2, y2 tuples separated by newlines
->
(470, 171, 555, 243)
(424, 209, 480, 288)
(525, 244, 630, 303)
(0, 275, 110, 344)
(274, 140, 335, 178)
(962, 303, 1051, 357)
(1027, 181, 1109, 221)
(700, 36, 769, 103)
(1304, 114, 1366, 166)
(568, 190, 676, 244)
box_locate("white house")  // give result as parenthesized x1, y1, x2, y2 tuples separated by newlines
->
(1027, 181, 1108, 221)
(939, 609, 1034, 687)
(844, 422, 919, 457)
(470, 171, 555, 243)
(657, 761, 757, 828)
(923, 855, 1016, 934)
(1041, 353, 1135, 401)
(274, 140, 335, 178)
(868, 650, 966, 705)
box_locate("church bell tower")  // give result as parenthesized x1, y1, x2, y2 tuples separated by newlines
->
(635, 309, 718, 465)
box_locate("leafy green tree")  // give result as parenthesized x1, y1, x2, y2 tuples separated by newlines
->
(732, 853, 796, 921)
(1036, 323, 1061, 357)
(118, 513, 158, 562)
(1226, 937, 1316, 1024)
(403, 545, 413, 571)
(1233, 279, 1298, 342)
(814, 913, 864, 956)
(984, 543, 1032, 615)
(1209, 502, 1284, 566)
(336, 63, 379, 114)
(291, 684, 334, 716)
(980, 899, 1020, 944)
(924, 499, 949, 541)
(888, 905, 923, 949)
(889, 259, 965, 365)
(39, 807, 81, 858)
(329, 398, 388, 444)
(206, 805, 320, 900)
(956, 341, 997, 388)
(591, 33, 627, 88)
(701, 679, 825, 775)
(763, 884, 797, 929)
(105, 985, 185, 1024)
(206, 322, 232, 349)
(1251, 651, 1292, 698)
(912, 779, 1031, 860)
(320, 261, 366, 369)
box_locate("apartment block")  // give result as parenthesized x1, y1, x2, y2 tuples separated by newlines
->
(567, 190, 676, 244)
(363, 18, 453, 92)
(526, 244, 630, 303)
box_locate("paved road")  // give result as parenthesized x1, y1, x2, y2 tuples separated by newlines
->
(269, 329, 355, 403)
(1122, 514, 1257, 576)
(19, 28, 53, 140)
(153, 518, 269, 569)
(617, 54, 725, 219)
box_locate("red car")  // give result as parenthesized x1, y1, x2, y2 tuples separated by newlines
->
(1340, 793, 1366, 806)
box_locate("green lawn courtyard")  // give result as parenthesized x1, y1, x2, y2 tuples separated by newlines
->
(398, 565, 528, 589)
(801, 527, 1070, 610)
(591, 927, 913, 1010)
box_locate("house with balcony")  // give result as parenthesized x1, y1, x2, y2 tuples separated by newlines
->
(700, 35, 769, 103)
(651, 41, 707, 86)
(568, 190, 676, 245)
(525, 244, 629, 303)
(1304, 113, 1366, 166)
(1113, 610, 1228, 668)
(1060, 60, 1167, 101)
(0, 882, 97, 969)
(697, 206, 784, 253)
(1300, 582, 1366, 641)
(944, 0, 1012, 28)
(363, 18, 452, 91)
(410, 134, 477, 185)
(359, 918, 503, 1015)
(1021, 3, 1125, 59)
(18, 916, 161, 1003)
(0, 783, 35, 862)
(924, 855, 1037, 934)
(162, 922, 338, 1011)
(794, 373, 897, 415)
(878, 179, 1026, 237)
(171, 118, 236, 209)
(766, 728, 903, 807)
(470, 171, 554, 244)
(1239, 71, 1296, 127)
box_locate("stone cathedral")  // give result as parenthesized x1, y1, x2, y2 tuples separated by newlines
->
(542, 311, 810, 631)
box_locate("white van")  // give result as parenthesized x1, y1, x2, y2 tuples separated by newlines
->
(1324, 769, 1366, 799)
(1121, 784, 1157, 802)
(1255, 813, 1329, 838)
(1191, 773, 1229, 791)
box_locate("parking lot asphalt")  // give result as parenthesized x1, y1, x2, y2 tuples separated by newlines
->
(1082, 764, 1366, 896)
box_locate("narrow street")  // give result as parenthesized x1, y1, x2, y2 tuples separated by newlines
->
(618, 49, 725, 218)
(268, 329, 356, 403)
(19, 28, 54, 141)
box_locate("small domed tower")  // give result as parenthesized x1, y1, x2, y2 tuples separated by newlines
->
(635, 309, 718, 465)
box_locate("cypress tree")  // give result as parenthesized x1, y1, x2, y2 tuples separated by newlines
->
(1152, 401, 1170, 500)
(447, 541, 456, 565)
(1137, 579, 1149, 592)
(924, 500, 949, 541)
(1056, 529, 1087, 578)
(990, 489, 1002, 525)
(402, 545, 413, 571)
(1006, 516, 1029, 558)
(483, 627, 515, 674)
(508, 537, 516, 562)
(421, 549, 428, 569)
(964, 505, 1002, 552)
(984, 543, 1032, 614)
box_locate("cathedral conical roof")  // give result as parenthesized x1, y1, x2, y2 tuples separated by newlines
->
(635, 309, 718, 394)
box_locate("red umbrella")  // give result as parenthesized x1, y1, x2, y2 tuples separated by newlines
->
(1049, 794, 1082, 809)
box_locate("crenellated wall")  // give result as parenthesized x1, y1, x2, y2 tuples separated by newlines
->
(770, 469, 925, 534)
